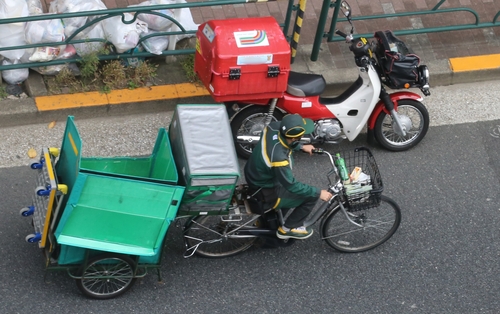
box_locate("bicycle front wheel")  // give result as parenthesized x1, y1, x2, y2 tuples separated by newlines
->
(184, 215, 258, 258)
(321, 195, 401, 253)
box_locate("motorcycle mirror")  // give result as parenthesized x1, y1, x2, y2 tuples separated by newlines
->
(340, 1, 351, 19)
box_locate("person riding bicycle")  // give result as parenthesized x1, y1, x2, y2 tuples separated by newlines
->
(244, 113, 333, 239)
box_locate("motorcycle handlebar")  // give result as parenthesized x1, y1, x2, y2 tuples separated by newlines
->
(335, 29, 347, 38)
(335, 29, 353, 43)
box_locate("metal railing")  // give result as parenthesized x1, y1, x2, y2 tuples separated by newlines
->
(0, 0, 297, 71)
(311, 0, 500, 61)
(1, 0, 499, 70)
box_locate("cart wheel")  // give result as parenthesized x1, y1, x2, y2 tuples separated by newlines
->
(76, 254, 137, 300)
(20, 206, 35, 217)
(25, 233, 41, 243)
(35, 186, 50, 196)
(29, 160, 43, 170)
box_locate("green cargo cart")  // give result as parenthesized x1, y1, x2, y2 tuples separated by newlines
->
(20, 104, 241, 299)
(22, 115, 185, 299)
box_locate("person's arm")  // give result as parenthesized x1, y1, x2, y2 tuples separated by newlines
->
(300, 144, 316, 155)
(273, 165, 320, 198)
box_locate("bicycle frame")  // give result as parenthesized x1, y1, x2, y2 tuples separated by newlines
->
(183, 146, 400, 258)
(183, 150, 349, 257)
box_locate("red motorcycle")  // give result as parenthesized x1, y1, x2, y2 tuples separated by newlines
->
(226, 2, 430, 159)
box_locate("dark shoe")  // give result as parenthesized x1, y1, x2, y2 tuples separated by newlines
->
(276, 226, 313, 240)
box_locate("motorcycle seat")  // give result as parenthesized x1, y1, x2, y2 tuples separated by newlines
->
(286, 71, 326, 97)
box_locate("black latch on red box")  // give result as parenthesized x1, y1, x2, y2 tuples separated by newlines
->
(267, 65, 280, 78)
(229, 68, 241, 80)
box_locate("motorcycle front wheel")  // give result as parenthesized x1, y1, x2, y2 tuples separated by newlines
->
(230, 105, 285, 159)
(374, 99, 429, 151)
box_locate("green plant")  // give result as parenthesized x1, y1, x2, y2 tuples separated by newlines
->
(181, 54, 199, 83)
(79, 47, 110, 81)
(47, 50, 160, 95)
(101, 60, 127, 90)
(129, 61, 158, 88)
(0, 85, 7, 99)
(53, 66, 82, 93)
(100, 85, 112, 94)
(127, 81, 139, 90)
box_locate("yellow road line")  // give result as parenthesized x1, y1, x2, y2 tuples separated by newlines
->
(35, 83, 210, 111)
(449, 54, 500, 72)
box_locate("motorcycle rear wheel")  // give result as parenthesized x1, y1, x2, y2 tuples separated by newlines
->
(374, 99, 429, 151)
(230, 105, 285, 159)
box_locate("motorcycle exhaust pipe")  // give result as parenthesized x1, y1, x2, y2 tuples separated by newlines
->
(236, 135, 312, 144)
(236, 135, 261, 143)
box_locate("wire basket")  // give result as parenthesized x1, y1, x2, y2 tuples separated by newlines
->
(339, 147, 383, 211)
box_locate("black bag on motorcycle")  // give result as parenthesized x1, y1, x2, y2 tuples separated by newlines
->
(374, 30, 421, 89)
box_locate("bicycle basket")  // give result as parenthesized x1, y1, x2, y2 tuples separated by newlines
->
(340, 147, 383, 211)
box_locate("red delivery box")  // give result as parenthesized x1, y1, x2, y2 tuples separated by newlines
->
(194, 16, 291, 102)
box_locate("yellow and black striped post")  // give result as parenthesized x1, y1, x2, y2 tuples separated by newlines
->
(290, 0, 307, 63)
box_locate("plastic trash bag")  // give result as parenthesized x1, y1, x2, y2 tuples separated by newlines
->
(49, 0, 107, 39)
(26, 0, 43, 15)
(0, 0, 29, 60)
(1, 58, 29, 85)
(25, 15, 65, 44)
(141, 31, 169, 55)
(73, 23, 106, 56)
(102, 14, 148, 53)
(24, 45, 78, 75)
(167, 0, 198, 50)
(29, 46, 62, 62)
(130, 0, 175, 31)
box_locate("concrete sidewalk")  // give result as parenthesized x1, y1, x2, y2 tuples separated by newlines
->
(1, 0, 500, 127)
(2, 46, 499, 128)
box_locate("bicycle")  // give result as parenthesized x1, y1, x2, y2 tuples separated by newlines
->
(183, 147, 401, 257)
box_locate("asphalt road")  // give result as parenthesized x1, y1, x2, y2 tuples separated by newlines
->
(0, 81, 499, 313)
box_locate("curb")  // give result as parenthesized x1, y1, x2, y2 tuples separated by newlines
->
(35, 83, 210, 111)
(2, 54, 500, 127)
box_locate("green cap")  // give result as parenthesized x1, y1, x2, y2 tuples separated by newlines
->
(280, 114, 314, 138)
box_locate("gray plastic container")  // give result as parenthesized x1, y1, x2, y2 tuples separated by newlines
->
(169, 104, 240, 215)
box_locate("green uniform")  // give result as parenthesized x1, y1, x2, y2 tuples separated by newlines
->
(244, 121, 320, 228)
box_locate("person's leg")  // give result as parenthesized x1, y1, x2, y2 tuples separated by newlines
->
(284, 196, 318, 228)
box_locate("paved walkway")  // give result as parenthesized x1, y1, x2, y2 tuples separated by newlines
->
(4, 0, 496, 125)
(40, 0, 500, 70)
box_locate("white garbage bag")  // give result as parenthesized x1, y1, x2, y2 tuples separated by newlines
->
(141, 31, 169, 55)
(49, 0, 107, 38)
(167, 0, 198, 50)
(73, 22, 106, 56)
(25, 15, 65, 44)
(130, 0, 175, 31)
(1, 58, 29, 85)
(102, 14, 148, 53)
(0, 0, 29, 60)
(26, 45, 78, 75)
(26, 0, 43, 15)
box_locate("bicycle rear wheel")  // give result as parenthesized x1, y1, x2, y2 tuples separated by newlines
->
(321, 195, 401, 253)
(184, 214, 258, 258)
